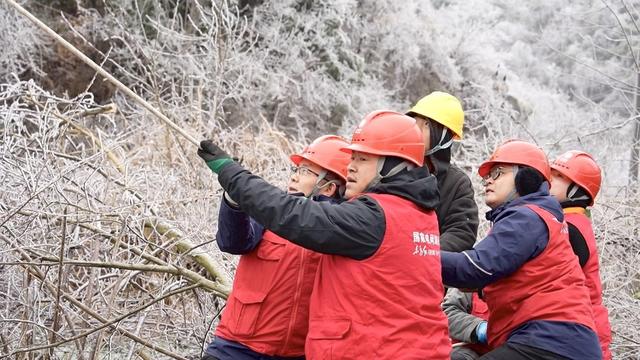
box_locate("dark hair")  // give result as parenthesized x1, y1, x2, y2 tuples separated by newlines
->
(514, 166, 545, 196)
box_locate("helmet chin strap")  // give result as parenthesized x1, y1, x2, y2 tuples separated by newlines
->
(309, 170, 343, 198)
(425, 128, 454, 156)
(566, 184, 590, 202)
(365, 157, 415, 190)
(308, 169, 328, 198)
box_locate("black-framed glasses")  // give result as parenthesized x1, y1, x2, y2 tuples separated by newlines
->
(481, 166, 506, 186)
(290, 165, 320, 177)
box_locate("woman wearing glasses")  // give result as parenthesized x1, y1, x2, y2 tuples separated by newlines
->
(202, 135, 350, 360)
(440, 140, 601, 360)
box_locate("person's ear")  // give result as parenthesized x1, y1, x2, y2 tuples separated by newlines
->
(323, 182, 338, 197)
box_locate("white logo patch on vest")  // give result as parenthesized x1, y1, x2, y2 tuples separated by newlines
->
(412, 232, 440, 256)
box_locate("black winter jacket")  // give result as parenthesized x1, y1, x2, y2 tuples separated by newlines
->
(217, 162, 440, 260)
(429, 151, 479, 252)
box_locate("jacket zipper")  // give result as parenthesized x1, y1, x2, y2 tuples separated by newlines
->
(281, 245, 306, 353)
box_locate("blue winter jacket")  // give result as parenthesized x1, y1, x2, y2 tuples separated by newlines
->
(441, 183, 602, 360)
(215, 197, 266, 255)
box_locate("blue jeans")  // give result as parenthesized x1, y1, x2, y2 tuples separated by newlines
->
(203, 336, 305, 360)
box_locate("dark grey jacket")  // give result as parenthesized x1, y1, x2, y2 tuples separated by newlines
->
(442, 288, 484, 343)
(430, 153, 479, 252)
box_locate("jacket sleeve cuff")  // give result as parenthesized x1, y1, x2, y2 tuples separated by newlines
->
(217, 162, 246, 190)
(223, 192, 240, 208)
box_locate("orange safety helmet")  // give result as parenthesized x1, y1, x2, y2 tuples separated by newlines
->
(343, 110, 425, 166)
(290, 135, 350, 182)
(478, 140, 551, 183)
(550, 150, 601, 205)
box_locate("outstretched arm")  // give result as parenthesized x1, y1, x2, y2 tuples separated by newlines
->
(218, 162, 385, 260)
(441, 207, 548, 289)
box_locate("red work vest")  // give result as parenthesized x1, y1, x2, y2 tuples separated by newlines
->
(471, 293, 489, 320)
(565, 209, 612, 360)
(215, 230, 321, 356)
(483, 204, 596, 349)
(305, 193, 451, 359)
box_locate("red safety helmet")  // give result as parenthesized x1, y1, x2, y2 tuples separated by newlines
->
(343, 110, 425, 166)
(550, 150, 601, 205)
(478, 140, 551, 183)
(290, 135, 350, 182)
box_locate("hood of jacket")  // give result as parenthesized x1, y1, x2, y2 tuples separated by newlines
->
(485, 182, 563, 223)
(426, 147, 452, 181)
(367, 166, 440, 211)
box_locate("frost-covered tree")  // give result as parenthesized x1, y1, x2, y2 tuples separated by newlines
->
(1, 0, 639, 357)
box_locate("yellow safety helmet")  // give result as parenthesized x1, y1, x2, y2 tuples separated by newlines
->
(406, 91, 464, 140)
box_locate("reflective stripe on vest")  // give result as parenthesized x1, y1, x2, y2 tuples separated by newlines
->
(305, 193, 451, 359)
(483, 204, 596, 348)
(565, 211, 612, 360)
(215, 230, 321, 356)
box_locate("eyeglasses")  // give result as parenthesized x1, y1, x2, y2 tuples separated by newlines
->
(481, 166, 506, 186)
(291, 165, 320, 177)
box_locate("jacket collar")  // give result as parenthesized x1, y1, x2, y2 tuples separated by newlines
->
(562, 207, 587, 215)
(485, 182, 559, 222)
(367, 166, 440, 211)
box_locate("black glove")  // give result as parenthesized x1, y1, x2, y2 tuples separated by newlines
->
(198, 140, 233, 174)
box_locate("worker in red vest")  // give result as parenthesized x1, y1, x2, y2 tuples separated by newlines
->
(442, 288, 491, 359)
(440, 140, 602, 360)
(198, 110, 451, 359)
(202, 135, 350, 360)
(550, 150, 612, 360)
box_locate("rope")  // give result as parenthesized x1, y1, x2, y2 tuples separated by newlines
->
(5, 0, 200, 146)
